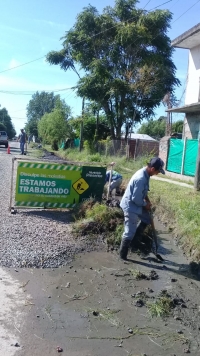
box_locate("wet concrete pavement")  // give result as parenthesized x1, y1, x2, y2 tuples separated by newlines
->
(6, 219, 200, 356)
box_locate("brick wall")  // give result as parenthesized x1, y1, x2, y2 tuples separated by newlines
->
(159, 136, 170, 167)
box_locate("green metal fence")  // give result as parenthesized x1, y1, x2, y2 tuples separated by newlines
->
(167, 138, 198, 177)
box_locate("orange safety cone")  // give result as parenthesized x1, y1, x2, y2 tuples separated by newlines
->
(7, 145, 11, 154)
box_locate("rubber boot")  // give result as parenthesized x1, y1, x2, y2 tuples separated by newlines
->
(119, 239, 130, 260)
(135, 221, 148, 236)
(130, 221, 148, 251)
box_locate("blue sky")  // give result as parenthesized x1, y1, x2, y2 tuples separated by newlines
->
(1, 0, 200, 135)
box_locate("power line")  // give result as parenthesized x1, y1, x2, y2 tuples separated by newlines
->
(172, 0, 200, 24)
(0, 87, 76, 95)
(1, 0, 197, 111)
(0, 0, 171, 75)
(0, 56, 44, 74)
(0, 0, 197, 113)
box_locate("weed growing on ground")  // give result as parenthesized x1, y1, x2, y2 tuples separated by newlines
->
(129, 269, 148, 280)
(107, 224, 124, 246)
(147, 296, 174, 318)
(43, 145, 200, 262)
(149, 180, 200, 260)
(73, 198, 97, 220)
(72, 200, 124, 241)
(89, 308, 121, 327)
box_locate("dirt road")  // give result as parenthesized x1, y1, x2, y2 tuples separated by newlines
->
(1, 143, 200, 355)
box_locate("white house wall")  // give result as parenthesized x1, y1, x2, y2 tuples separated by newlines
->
(185, 45, 200, 105)
(183, 113, 200, 138)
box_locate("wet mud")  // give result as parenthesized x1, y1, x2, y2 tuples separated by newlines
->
(7, 218, 200, 356)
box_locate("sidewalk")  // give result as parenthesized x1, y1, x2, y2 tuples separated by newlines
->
(152, 175, 193, 189)
(120, 166, 194, 189)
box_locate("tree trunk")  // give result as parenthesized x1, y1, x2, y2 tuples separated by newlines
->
(103, 101, 115, 139)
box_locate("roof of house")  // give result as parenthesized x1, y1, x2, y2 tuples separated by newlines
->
(171, 23, 200, 49)
(166, 102, 200, 113)
(124, 133, 158, 141)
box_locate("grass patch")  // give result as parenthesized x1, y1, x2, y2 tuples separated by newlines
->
(90, 308, 121, 327)
(44, 145, 149, 176)
(149, 180, 200, 260)
(26, 143, 44, 158)
(27, 148, 44, 158)
(107, 224, 124, 246)
(147, 296, 174, 318)
(43, 145, 200, 262)
(72, 199, 124, 244)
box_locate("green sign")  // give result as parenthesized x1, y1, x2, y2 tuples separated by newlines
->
(15, 161, 106, 208)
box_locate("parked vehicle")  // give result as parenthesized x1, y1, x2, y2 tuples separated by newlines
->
(0, 131, 8, 148)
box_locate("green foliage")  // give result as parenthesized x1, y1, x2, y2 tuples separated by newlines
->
(172, 120, 183, 133)
(83, 140, 94, 154)
(107, 224, 124, 246)
(73, 198, 97, 220)
(0, 122, 6, 131)
(73, 200, 124, 240)
(0, 108, 16, 138)
(38, 108, 73, 149)
(138, 116, 166, 139)
(44, 140, 200, 261)
(25, 91, 71, 137)
(138, 117, 183, 139)
(47, 0, 180, 139)
(69, 114, 110, 143)
(149, 179, 200, 260)
(88, 153, 102, 162)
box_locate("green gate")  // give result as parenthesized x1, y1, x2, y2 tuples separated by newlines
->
(167, 138, 198, 176)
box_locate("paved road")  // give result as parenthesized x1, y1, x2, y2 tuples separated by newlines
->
(0, 141, 21, 155)
(0, 142, 27, 355)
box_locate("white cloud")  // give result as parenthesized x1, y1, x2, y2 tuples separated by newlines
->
(8, 58, 21, 69)
(33, 18, 66, 30)
(0, 74, 72, 92)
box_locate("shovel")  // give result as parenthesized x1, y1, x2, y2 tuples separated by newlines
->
(106, 162, 115, 200)
(149, 208, 164, 261)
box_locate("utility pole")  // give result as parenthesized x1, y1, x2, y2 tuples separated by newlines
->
(164, 92, 172, 136)
(194, 132, 200, 190)
(79, 97, 85, 152)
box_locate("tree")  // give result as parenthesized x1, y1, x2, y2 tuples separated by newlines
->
(46, 0, 180, 139)
(46, 48, 85, 151)
(0, 108, 16, 138)
(69, 114, 110, 142)
(25, 91, 61, 136)
(172, 120, 183, 134)
(38, 102, 73, 149)
(138, 116, 183, 139)
(138, 117, 166, 139)
(0, 122, 6, 131)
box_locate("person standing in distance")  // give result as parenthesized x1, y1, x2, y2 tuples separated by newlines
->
(19, 129, 26, 155)
(119, 157, 165, 260)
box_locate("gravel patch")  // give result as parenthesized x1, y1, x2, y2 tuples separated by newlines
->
(0, 151, 104, 268)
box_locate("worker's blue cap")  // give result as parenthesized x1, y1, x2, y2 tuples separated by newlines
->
(149, 157, 165, 174)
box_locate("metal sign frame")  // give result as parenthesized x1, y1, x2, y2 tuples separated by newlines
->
(9, 157, 106, 213)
